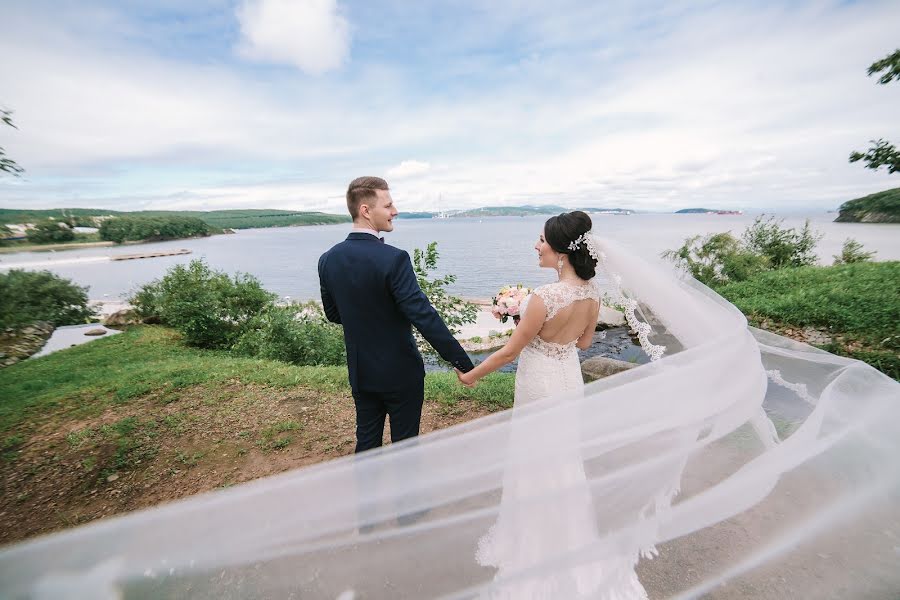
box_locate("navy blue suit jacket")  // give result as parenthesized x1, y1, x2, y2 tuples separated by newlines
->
(318, 232, 474, 393)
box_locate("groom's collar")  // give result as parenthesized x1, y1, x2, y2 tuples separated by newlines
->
(347, 231, 384, 242)
(351, 226, 380, 237)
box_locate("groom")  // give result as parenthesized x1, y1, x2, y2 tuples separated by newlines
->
(318, 176, 474, 454)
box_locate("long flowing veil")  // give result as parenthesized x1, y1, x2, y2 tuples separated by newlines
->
(2, 237, 898, 599)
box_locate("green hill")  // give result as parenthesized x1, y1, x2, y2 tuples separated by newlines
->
(834, 188, 900, 223)
(0, 209, 350, 229)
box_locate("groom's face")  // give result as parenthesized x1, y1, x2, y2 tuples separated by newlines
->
(365, 189, 398, 233)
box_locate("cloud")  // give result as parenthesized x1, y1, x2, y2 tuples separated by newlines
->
(1, 1, 899, 213)
(387, 160, 431, 179)
(235, 0, 350, 74)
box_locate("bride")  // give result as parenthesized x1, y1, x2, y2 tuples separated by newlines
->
(457, 211, 649, 599)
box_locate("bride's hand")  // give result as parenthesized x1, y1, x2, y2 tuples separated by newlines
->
(455, 368, 476, 388)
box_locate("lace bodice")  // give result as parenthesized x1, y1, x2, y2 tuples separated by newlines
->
(521, 281, 600, 361)
(529, 281, 601, 320)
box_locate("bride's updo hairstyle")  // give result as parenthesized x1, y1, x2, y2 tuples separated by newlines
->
(544, 210, 597, 280)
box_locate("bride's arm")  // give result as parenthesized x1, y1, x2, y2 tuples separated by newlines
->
(575, 301, 601, 350)
(458, 296, 546, 385)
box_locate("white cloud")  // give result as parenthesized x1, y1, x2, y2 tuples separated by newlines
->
(387, 160, 431, 179)
(235, 0, 350, 74)
(1, 1, 899, 213)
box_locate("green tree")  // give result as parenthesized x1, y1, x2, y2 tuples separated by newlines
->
(0, 270, 95, 328)
(1, 108, 24, 177)
(99, 216, 211, 243)
(130, 259, 275, 349)
(26, 219, 76, 244)
(833, 238, 876, 265)
(412, 242, 477, 342)
(849, 49, 900, 174)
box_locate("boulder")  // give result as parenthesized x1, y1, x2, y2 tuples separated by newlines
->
(84, 328, 108, 336)
(581, 356, 637, 382)
(598, 306, 626, 327)
(102, 309, 142, 327)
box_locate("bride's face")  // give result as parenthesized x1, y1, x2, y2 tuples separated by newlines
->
(535, 229, 557, 269)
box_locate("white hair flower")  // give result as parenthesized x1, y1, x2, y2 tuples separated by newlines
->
(567, 231, 600, 261)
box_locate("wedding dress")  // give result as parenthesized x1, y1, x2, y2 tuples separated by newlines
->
(1, 237, 898, 599)
(476, 281, 650, 599)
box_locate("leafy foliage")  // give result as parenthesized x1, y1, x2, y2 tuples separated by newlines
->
(0, 109, 24, 177)
(99, 216, 212, 243)
(867, 48, 900, 84)
(130, 260, 275, 349)
(661, 232, 768, 287)
(233, 303, 346, 366)
(741, 216, 821, 269)
(850, 50, 900, 174)
(25, 220, 76, 244)
(0, 270, 95, 328)
(849, 139, 900, 175)
(835, 187, 900, 223)
(833, 238, 877, 265)
(413, 242, 477, 341)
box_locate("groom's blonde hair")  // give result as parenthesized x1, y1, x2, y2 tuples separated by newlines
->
(347, 176, 389, 220)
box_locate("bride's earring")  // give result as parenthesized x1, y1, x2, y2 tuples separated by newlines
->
(557, 255, 564, 276)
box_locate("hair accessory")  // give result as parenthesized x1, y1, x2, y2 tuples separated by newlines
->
(568, 231, 600, 261)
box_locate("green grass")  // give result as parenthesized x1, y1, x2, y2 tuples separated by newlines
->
(0, 326, 515, 437)
(717, 261, 899, 379)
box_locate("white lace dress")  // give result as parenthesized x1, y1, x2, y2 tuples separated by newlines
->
(476, 281, 649, 600)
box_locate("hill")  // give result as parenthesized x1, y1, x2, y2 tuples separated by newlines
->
(834, 188, 900, 223)
(0, 209, 350, 229)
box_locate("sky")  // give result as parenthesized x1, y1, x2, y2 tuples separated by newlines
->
(0, 0, 898, 214)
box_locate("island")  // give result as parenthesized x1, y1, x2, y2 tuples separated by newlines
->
(834, 188, 900, 223)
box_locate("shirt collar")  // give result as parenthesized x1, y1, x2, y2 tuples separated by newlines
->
(351, 226, 381, 238)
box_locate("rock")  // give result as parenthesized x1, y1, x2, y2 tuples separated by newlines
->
(84, 328, 108, 336)
(598, 306, 626, 327)
(106, 473, 119, 483)
(102, 309, 142, 328)
(581, 356, 638, 382)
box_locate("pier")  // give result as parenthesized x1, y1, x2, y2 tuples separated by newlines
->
(111, 249, 192, 261)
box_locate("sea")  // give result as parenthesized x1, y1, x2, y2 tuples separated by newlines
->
(1, 213, 897, 303)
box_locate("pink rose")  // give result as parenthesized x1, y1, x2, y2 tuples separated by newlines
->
(508, 304, 520, 316)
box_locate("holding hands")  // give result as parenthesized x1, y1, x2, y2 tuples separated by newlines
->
(455, 368, 476, 388)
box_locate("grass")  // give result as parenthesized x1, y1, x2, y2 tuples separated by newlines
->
(0, 325, 514, 438)
(717, 261, 899, 379)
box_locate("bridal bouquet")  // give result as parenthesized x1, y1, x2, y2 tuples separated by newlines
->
(491, 285, 531, 324)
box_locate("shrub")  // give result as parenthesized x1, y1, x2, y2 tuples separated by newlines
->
(233, 303, 345, 366)
(663, 216, 823, 287)
(833, 238, 877, 265)
(413, 242, 477, 340)
(661, 232, 768, 287)
(0, 269, 95, 328)
(130, 260, 275, 349)
(25, 220, 75, 244)
(741, 216, 821, 269)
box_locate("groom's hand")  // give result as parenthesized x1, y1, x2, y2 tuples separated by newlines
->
(455, 368, 476, 388)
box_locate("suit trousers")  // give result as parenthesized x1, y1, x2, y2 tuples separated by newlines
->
(351, 377, 426, 453)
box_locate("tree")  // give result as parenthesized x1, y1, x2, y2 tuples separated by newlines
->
(849, 49, 900, 174)
(1, 108, 24, 177)
(412, 242, 477, 348)
(0, 270, 95, 328)
(26, 219, 76, 244)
